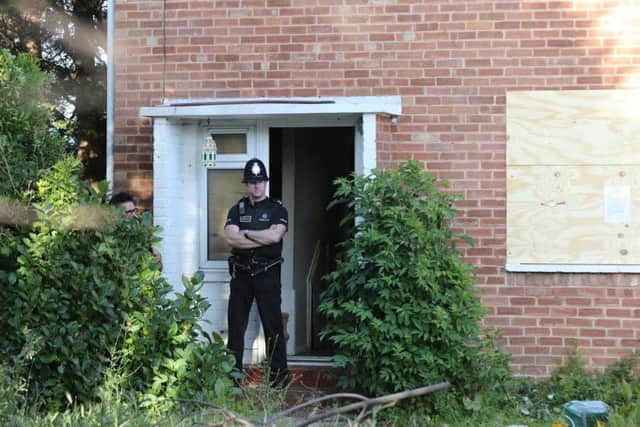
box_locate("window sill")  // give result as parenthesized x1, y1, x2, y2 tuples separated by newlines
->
(505, 263, 640, 273)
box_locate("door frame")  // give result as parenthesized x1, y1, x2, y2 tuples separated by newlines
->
(142, 96, 401, 358)
(265, 121, 358, 354)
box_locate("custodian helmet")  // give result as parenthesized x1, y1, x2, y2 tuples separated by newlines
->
(242, 158, 269, 183)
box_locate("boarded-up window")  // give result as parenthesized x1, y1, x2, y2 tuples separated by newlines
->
(506, 90, 640, 271)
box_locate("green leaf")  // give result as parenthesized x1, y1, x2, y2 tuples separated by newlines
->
(214, 378, 225, 395)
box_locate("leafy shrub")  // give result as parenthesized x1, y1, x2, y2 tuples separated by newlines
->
(0, 48, 67, 199)
(610, 403, 640, 427)
(318, 160, 509, 403)
(0, 357, 26, 424)
(127, 274, 237, 410)
(0, 157, 235, 409)
(517, 349, 640, 420)
(0, 48, 234, 411)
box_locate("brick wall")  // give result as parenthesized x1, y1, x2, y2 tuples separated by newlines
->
(115, 0, 640, 377)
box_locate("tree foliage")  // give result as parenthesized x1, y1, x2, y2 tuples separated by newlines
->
(0, 0, 107, 180)
(0, 48, 66, 198)
(319, 161, 510, 404)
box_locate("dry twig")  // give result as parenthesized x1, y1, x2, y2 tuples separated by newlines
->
(169, 381, 451, 426)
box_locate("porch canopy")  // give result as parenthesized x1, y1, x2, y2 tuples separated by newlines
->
(140, 96, 402, 120)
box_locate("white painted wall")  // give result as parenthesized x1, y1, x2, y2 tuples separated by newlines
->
(153, 119, 265, 364)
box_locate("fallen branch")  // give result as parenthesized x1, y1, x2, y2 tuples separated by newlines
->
(291, 382, 451, 427)
(170, 381, 451, 426)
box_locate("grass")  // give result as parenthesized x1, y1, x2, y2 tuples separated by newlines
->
(4, 352, 640, 426)
(2, 389, 640, 426)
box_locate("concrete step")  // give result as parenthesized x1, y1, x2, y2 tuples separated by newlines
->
(288, 355, 334, 367)
(291, 365, 338, 389)
(242, 364, 340, 390)
(241, 361, 342, 407)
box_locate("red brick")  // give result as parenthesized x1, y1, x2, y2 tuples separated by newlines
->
(525, 346, 550, 355)
(549, 307, 578, 316)
(621, 298, 640, 307)
(568, 318, 593, 327)
(607, 348, 635, 357)
(594, 319, 620, 328)
(563, 338, 590, 348)
(511, 337, 535, 345)
(578, 308, 603, 316)
(566, 298, 592, 306)
(524, 307, 549, 318)
(608, 329, 634, 338)
(539, 337, 562, 346)
(591, 357, 619, 367)
(607, 308, 633, 317)
(536, 356, 562, 366)
(592, 339, 616, 347)
(580, 328, 606, 337)
(539, 317, 566, 327)
(525, 327, 550, 336)
(115, 0, 640, 379)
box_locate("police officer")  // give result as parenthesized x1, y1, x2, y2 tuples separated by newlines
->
(224, 158, 289, 386)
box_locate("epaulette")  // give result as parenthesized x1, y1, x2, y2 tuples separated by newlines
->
(269, 197, 283, 205)
(237, 197, 249, 215)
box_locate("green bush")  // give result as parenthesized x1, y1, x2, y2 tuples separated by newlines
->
(517, 350, 640, 421)
(319, 160, 510, 404)
(127, 273, 237, 410)
(0, 48, 67, 199)
(0, 48, 234, 411)
(0, 158, 235, 409)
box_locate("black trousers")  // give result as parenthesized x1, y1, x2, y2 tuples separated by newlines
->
(227, 266, 288, 379)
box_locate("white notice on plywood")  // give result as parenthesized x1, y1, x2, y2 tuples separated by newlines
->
(604, 185, 630, 223)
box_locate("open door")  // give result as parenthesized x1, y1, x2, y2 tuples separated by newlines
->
(271, 127, 354, 355)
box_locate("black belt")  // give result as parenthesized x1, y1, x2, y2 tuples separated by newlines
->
(229, 256, 283, 278)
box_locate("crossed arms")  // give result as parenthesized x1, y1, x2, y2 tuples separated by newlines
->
(224, 224, 287, 249)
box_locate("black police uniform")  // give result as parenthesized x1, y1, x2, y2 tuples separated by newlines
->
(225, 193, 289, 384)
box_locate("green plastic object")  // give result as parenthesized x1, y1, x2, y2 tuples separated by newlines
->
(563, 400, 609, 427)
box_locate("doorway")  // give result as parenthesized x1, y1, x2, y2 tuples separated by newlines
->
(270, 127, 354, 355)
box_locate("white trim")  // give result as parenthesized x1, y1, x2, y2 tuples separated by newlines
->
(106, 0, 115, 186)
(505, 263, 640, 273)
(141, 96, 402, 119)
(255, 120, 270, 175)
(204, 127, 256, 164)
(357, 113, 377, 175)
(305, 241, 322, 352)
(280, 134, 296, 354)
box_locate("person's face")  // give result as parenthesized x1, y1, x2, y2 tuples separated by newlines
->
(246, 180, 267, 201)
(120, 201, 137, 217)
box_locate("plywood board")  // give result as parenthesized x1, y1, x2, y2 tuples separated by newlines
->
(507, 165, 640, 265)
(506, 90, 640, 267)
(507, 90, 640, 166)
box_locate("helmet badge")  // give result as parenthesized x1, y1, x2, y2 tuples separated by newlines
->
(251, 162, 261, 176)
